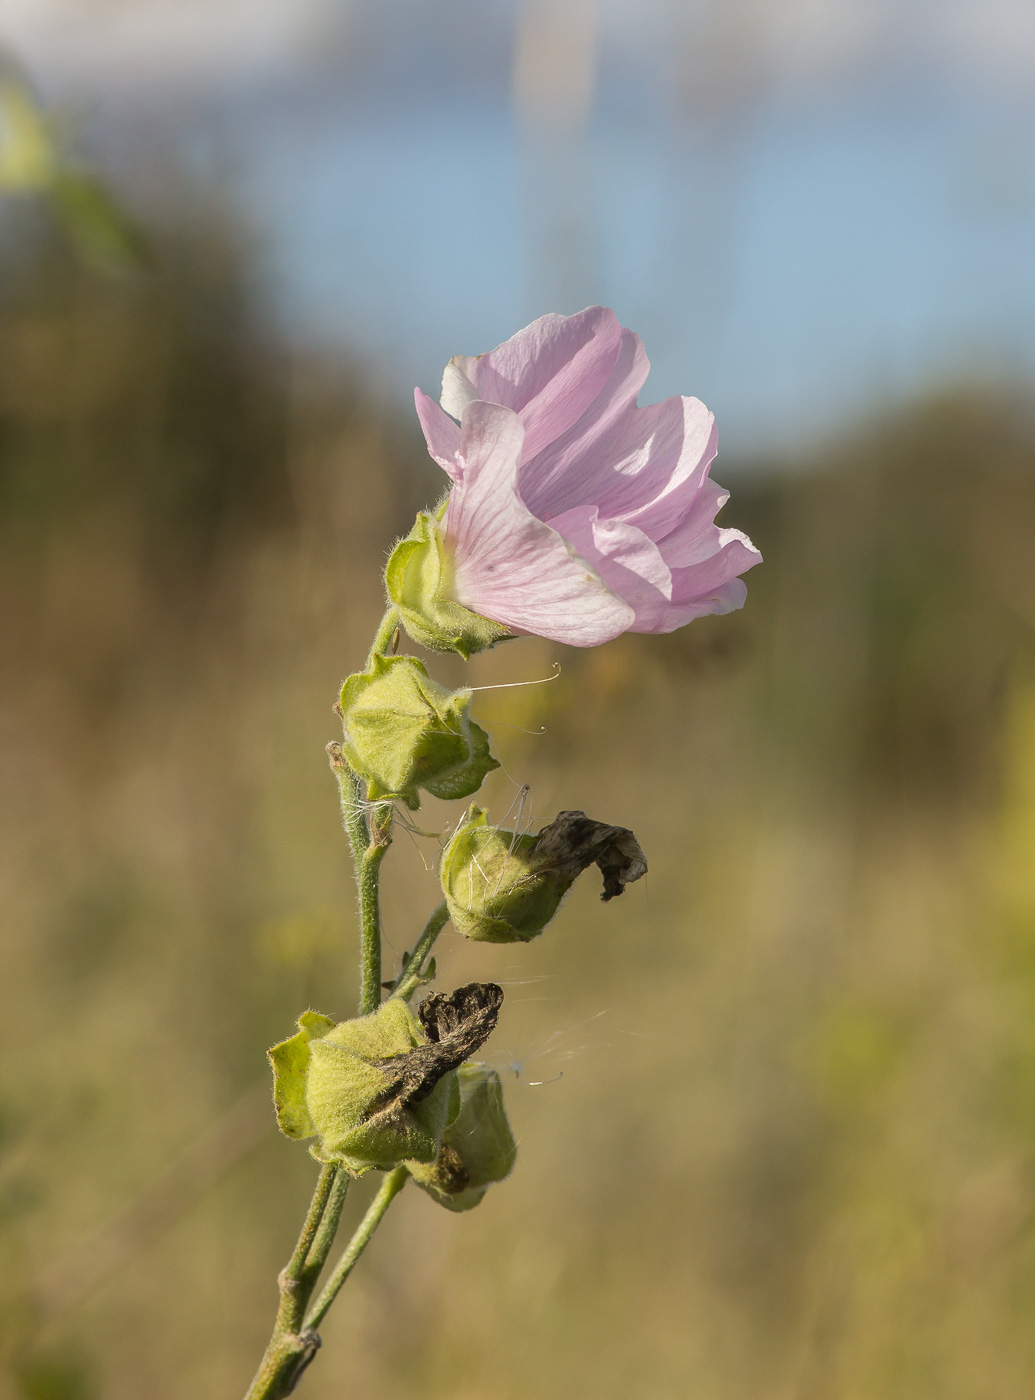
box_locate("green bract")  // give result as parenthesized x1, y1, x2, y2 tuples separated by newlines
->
(268, 999, 460, 1177)
(385, 506, 511, 659)
(439, 806, 569, 943)
(408, 1063, 517, 1212)
(339, 654, 499, 810)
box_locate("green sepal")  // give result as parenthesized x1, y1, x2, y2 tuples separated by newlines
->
(408, 1063, 517, 1212)
(439, 806, 570, 943)
(339, 654, 499, 810)
(268, 1010, 336, 1140)
(268, 998, 461, 1178)
(385, 505, 512, 659)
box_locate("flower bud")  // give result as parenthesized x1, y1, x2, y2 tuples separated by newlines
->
(408, 1063, 517, 1212)
(339, 654, 498, 810)
(268, 999, 459, 1176)
(385, 506, 511, 659)
(440, 806, 648, 943)
(268, 983, 506, 1177)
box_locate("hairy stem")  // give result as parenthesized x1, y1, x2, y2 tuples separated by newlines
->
(243, 1166, 345, 1400)
(245, 613, 404, 1398)
(366, 606, 400, 667)
(300, 1168, 351, 1288)
(358, 806, 392, 1014)
(393, 901, 450, 1001)
(305, 1168, 409, 1331)
(326, 746, 392, 1016)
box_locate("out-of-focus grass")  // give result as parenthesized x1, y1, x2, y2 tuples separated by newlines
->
(1, 223, 1035, 1400)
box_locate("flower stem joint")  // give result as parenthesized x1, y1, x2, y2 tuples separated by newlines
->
(338, 654, 499, 810)
(440, 806, 648, 943)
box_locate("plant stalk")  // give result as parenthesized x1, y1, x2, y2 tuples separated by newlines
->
(393, 901, 450, 1001)
(305, 1168, 409, 1330)
(243, 1166, 344, 1400)
(245, 614, 403, 1397)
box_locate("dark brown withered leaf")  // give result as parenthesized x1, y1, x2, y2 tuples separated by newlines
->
(418, 982, 504, 1043)
(532, 810, 647, 901)
(366, 982, 504, 1117)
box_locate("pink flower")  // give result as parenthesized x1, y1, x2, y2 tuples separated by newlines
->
(415, 306, 761, 648)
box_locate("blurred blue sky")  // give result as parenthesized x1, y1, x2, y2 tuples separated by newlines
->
(5, 0, 1035, 453)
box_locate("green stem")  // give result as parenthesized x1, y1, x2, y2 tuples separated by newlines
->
(366, 606, 400, 667)
(244, 613, 403, 1398)
(334, 756, 370, 871)
(327, 746, 392, 1016)
(305, 1168, 409, 1331)
(393, 901, 450, 1001)
(299, 1168, 351, 1287)
(243, 1166, 343, 1400)
(358, 810, 391, 1014)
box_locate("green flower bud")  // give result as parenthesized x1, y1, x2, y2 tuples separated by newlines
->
(267, 983, 506, 1177)
(339, 654, 499, 810)
(408, 1063, 517, 1212)
(385, 506, 511, 659)
(440, 806, 648, 943)
(267, 999, 460, 1176)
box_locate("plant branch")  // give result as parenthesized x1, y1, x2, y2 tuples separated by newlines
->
(392, 901, 450, 1001)
(300, 1168, 351, 1288)
(243, 1165, 345, 1400)
(326, 745, 392, 1016)
(358, 805, 392, 1014)
(366, 606, 400, 667)
(305, 1168, 409, 1331)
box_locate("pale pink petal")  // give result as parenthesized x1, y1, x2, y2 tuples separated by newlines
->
(449, 307, 624, 462)
(439, 360, 481, 422)
(548, 505, 674, 633)
(647, 577, 749, 632)
(415, 389, 463, 481)
(522, 393, 717, 539)
(654, 479, 730, 567)
(601, 399, 718, 539)
(518, 327, 651, 518)
(443, 401, 634, 647)
(669, 530, 762, 609)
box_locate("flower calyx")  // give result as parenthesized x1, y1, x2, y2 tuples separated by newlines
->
(338, 653, 499, 810)
(267, 984, 504, 1176)
(440, 806, 648, 943)
(407, 1063, 517, 1212)
(385, 506, 512, 659)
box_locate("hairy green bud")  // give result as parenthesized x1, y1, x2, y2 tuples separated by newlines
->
(338, 654, 498, 810)
(440, 806, 648, 943)
(268, 984, 506, 1177)
(408, 1063, 517, 1212)
(385, 506, 511, 659)
(268, 999, 458, 1176)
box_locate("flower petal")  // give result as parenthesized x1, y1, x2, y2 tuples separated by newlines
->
(548, 505, 675, 633)
(415, 389, 463, 481)
(447, 307, 624, 463)
(654, 479, 730, 567)
(599, 398, 719, 539)
(443, 401, 634, 647)
(657, 529, 762, 631)
(650, 577, 750, 631)
(439, 360, 480, 423)
(518, 327, 651, 519)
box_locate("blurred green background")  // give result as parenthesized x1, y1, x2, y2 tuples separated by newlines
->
(3, 5, 1035, 1399)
